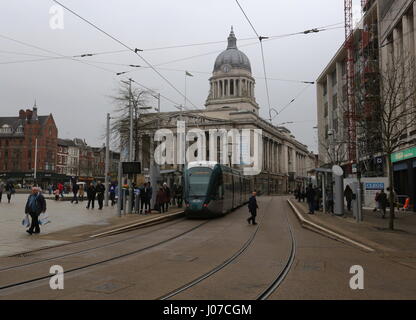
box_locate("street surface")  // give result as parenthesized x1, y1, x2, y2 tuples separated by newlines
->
(0, 196, 415, 299)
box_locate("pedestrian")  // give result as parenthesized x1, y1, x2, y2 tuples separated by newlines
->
(295, 185, 301, 202)
(140, 183, 148, 214)
(96, 181, 105, 210)
(48, 184, 53, 195)
(71, 183, 79, 204)
(5, 181, 14, 203)
(0, 181, 4, 203)
(86, 182, 96, 209)
(306, 184, 316, 214)
(109, 183, 116, 206)
(172, 183, 178, 206)
(54, 188, 60, 201)
(146, 182, 153, 214)
(58, 182, 64, 198)
(326, 189, 334, 214)
(25, 187, 47, 235)
(344, 185, 353, 211)
(176, 184, 183, 208)
(79, 184, 85, 202)
(373, 191, 380, 212)
(163, 182, 171, 212)
(247, 191, 259, 225)
(156, 186, 166, 213)
(379, 189, 387, 219)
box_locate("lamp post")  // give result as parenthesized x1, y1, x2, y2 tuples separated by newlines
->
(104, 113, 111, 207)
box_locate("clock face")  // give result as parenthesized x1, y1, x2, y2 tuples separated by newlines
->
(222, 64, 231, 73)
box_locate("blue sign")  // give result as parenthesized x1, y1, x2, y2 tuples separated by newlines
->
(365, 182, 384, 190)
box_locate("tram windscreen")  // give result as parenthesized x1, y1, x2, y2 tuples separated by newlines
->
(188, 167, 212, 196)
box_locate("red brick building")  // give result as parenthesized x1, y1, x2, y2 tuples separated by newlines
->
(0, 107, 66, 186)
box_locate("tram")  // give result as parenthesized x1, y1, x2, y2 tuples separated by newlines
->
(184, 161, 252, 218)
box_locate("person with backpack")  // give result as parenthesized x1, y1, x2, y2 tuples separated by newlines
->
(109, 183, 116, 206)
(306, 184, 316, 214)
(247, 191, 259, 225)
(25, 187, 47, 235)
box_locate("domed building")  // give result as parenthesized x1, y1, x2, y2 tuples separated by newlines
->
(135, 28, 316, 195)
(206, 27, 259, 114)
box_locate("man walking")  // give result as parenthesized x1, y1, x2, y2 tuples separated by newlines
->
(163, 182, 171, 212)
(344, 185, 353, 211)
(5, 181, 14, 203)
(247, 191, 259, 225)
(96, 181, 105, 210)
(25, 187, 47, 235)
(86, 182, 96, 209)
(71, 183, 79, 204)
(379, 189, 387, 219)
(306, 184, 316, 214)
(146, 182, 153, 214)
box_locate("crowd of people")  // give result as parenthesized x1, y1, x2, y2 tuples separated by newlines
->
(296, 182, 398, 218)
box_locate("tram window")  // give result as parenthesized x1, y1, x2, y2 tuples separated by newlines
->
(188, 167, 212, 196)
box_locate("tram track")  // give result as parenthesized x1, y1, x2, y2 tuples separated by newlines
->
(0, 217, 186, 273)
(0, 219, 210, 291)
(158, 197, 297, 300)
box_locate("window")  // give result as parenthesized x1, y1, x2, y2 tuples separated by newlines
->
(324, 103, 328, 117)
(323, 82, 327, 96)
(1, 125, 12, 134)
(333, 118, 338, 133)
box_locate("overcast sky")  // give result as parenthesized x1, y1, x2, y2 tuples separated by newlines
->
(0, 0, 362, 152)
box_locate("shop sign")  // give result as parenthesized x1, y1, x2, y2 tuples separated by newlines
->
(391, 147, 416, 163)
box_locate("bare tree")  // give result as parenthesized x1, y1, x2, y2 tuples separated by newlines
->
(354, 54, 416, 230)
(318, 132, 349, 167)
(111, 81, 151, 161)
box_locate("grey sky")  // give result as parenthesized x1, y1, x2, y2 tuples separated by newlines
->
(0, 0, 361, 152)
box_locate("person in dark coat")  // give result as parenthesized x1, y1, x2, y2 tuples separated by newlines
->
(139, 183, 148, 214)
(378, 189, 387, 219)
(96, 181, 105, 210)
(176, 184, 183, 208)
(86, 182, 96, 209)
(306, 184, 316, 214)
(5, 182, 14, 203)
(163, 182, 171, 212)
(145, 182, 153, 213)
(156, 187, 166, 213)
(71, 183, 79, 204)
(109, 183, 116, 206)
(247, 191, 259, 225)
(344, 185, 353, 211)
(25, 187, 47, 235)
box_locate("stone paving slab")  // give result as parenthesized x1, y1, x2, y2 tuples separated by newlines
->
(0, 194, 182, 257)
(291, 198, 416, 259)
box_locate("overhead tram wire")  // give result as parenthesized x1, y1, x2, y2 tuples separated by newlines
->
(276, 84, 314, 116)
(0, 34, 188, 113)
(235, 0, 273, 122)
(52, 0, 199, 111)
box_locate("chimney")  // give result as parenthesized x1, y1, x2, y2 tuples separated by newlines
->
(19, 109, 26, 119)
(26, 109, 33, 121)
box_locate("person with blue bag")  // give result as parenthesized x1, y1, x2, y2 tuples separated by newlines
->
(25, 187, 47, 235)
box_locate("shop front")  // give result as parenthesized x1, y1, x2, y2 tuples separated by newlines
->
(392, 146, 416, 211)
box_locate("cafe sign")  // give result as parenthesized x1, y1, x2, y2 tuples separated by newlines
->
(391, 147, 416, 163)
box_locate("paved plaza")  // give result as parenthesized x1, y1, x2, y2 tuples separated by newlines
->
(0, 194, 119, 257)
